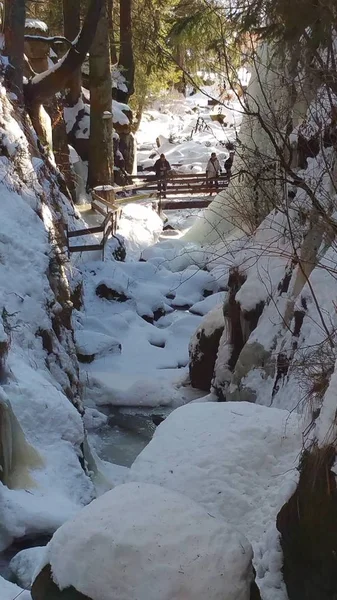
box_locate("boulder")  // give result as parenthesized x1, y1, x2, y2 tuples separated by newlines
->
(74, 330, 121, 363)
(10, 546, 46, 590)
(189, 304, 225, 391)
(32, 482, 255, 600)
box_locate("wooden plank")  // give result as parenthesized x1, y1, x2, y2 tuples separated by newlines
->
(161, 200, 212, 210)
(92, 195, 118, 209)
(133, 181, 229, 190)
(131, 173, 229, 180)
(113, 182, 148, 192)
(68, 225, 104, 238)
(115, 192, 157, 205)
(91, 201, 107, 217)
(69, 243, 103, 253)
(132, 187, 228, 196)
(104, 224, 113, 239)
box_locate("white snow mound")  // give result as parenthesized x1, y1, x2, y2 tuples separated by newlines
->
(45, 482, 254, 600)
(10, 546, 45, 589)
(129, 402, 301, 598)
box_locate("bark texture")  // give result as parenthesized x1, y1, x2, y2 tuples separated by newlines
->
(4, 0, 26, 101)
(118, 0, 134, 101)
(87, 1, 114, 189)
(63, 0, 82, 106)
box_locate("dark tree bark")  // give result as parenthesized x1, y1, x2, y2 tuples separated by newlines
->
(118, 0, 134, 102)
(24, 0, 104, 107)
(87, 1, 114, 190)
(47, 99, 77, 202)
(4, 0, 26, 101)
(63, 0, 82, 106)
(108, 0, 118, 64)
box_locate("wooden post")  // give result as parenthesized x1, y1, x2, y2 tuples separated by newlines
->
(158, 192, 162, 216)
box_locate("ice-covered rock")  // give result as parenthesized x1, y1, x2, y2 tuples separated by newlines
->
(32, 482, 256, 600)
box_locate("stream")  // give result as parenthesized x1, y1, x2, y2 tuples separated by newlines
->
(88, 406, 172, 467)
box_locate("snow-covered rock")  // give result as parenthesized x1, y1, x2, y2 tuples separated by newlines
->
(33, 482, 256, 600)
(10, 546, 45, 589)
(129, 402, 301, 598)
(74, 329, 121, 363)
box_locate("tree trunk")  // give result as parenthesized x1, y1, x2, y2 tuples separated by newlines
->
(118, 0, 134, 102)
(87, 1, 114, 190)
(108, 0, 118, 64)
(4, 0, 26, 101)
(47, 99, 77, 202)
(63, 0, 82, 106)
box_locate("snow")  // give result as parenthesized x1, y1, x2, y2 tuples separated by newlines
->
(117, 204, 163, 258)
(111, 65, 128, 93)
(189, 305, 225, 360)
(31, 53, 67, 85)
(189, 291, 227, 315)
(141, 239, 210, 272)
(129, 402, 301, 599)
(74, 329, 121, 358)
(137, 87, 241, 175)
(25, 19, 48, 32)
(44, 482, 254, 600)
(74, 242, 225, 408)
(64, 98, 131, 139)
(0, 89, 94, 553)
(0, 60, 331, 600)
(0, 576, 31, 600)
(111, 99, 130, 125)
(10, 546, 45, 589)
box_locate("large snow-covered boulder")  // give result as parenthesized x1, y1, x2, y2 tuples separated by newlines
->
(189, 304, 225, 390)
(32, 482, 256, 600)
(129, 402, 301, 598)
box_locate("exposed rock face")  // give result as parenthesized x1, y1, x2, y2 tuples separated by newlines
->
(277, 445, 337, 600)
(96, 282, 129, 302)
(32, 565, 90, 600)
(190, 267, 265, 399)
(189, 305, 225, 390)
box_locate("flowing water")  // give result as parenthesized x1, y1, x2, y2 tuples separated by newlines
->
(88, 406, 171, 467)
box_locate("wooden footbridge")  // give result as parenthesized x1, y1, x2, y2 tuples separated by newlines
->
(128, 172, 229, 208)
(66, 172, 229, 256)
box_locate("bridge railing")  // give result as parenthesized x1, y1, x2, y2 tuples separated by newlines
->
(66, 173, 229, 257)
